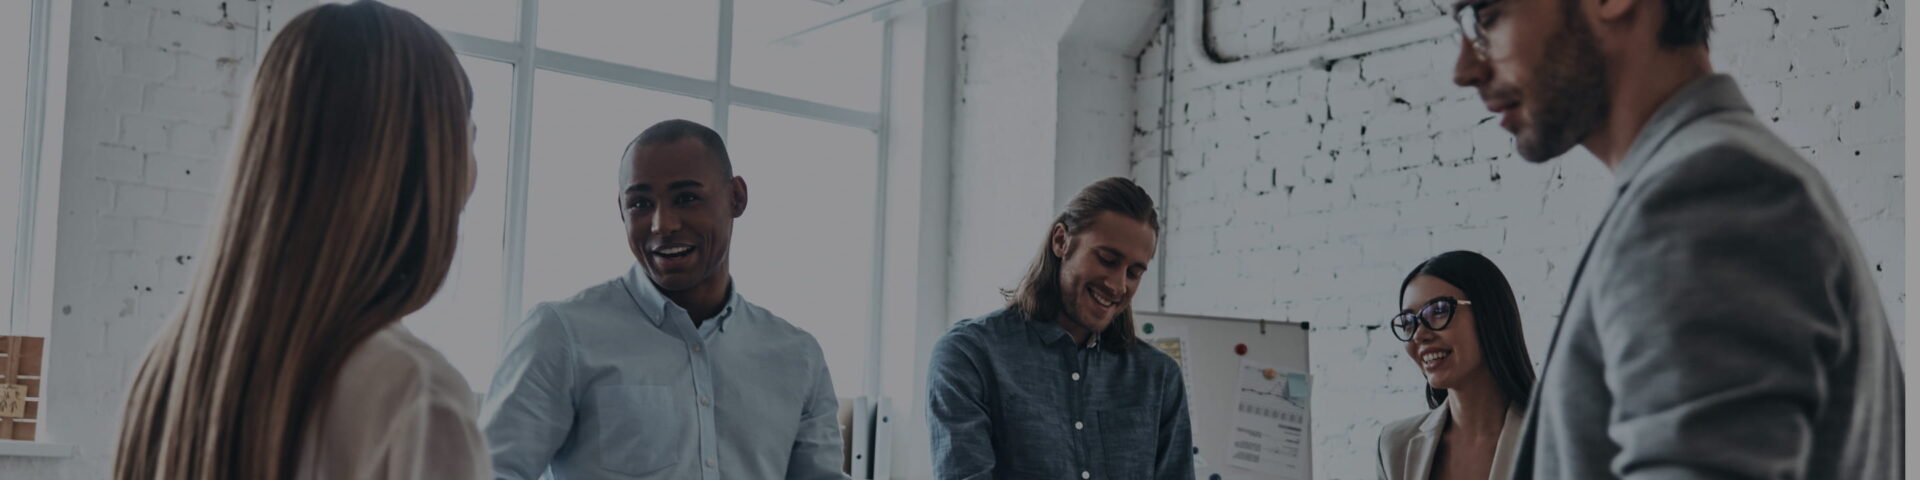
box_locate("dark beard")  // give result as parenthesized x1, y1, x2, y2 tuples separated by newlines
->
(1515, 3, 1611, 163)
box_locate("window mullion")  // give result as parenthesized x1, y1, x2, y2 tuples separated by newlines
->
(501, 0, 540, 349)
(714, 0, 734, 136)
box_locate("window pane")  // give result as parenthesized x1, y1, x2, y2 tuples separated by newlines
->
(539, 0, 717, 80)
(381, 0, 518, 41)
(524, 71, 712, 310)
(725, 106, 878, 398)
(0, 5, 29, 333)
(733, 0, 882, 111)
(405, 56, 513, 390)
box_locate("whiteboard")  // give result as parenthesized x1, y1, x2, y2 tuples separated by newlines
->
(1132, 311, 1311, 480)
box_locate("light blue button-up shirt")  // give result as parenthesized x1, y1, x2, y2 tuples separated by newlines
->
(481, 264, 845, 480)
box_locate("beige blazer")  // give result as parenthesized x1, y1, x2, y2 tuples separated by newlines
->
(1376, 403, 1524, 480)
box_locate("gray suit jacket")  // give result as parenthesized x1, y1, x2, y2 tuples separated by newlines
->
(1378, 403, 1524, 480)
(1513, 74, 1905, 479)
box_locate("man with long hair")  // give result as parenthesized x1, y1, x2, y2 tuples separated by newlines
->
(926, 177, 1193, 479)
(1439, 0, 1903, 477)
(480, 119, 843, 480)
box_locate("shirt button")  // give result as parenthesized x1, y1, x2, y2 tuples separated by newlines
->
(691, 344, 704, 353)
(707, 458, 717, 468)
(1081, 471, 1091, 479)
(1074, 421, 1084, 430)
(700, 396, 712, 406)
(1071, 372, 1081, 381)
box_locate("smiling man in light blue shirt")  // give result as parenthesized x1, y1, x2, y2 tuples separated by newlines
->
(480, 119, 845, 480)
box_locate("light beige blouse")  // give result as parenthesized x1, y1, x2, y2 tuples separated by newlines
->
(298, 325, 489, 479)
(1376, 402, 1524, 480)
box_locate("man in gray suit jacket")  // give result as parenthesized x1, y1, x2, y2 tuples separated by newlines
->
(1439, 0, 1904, 478)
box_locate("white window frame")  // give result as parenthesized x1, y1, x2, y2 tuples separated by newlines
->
(0, 0, 74, 457)
(436, 0, 892, 401)
(7, 0, 70, 345)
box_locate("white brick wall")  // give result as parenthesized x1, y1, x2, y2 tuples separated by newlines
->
(1205, 0, 1445, 62)
(0, 1, 256, 477)
(1135, 1, 1904, 478)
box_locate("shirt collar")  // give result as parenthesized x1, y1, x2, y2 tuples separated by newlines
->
(621, 263, 741, 332)
(1613, 73, 1752, 192)
(1024, 312, 1101, 349)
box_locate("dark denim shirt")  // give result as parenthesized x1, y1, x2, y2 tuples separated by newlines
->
(927, 308, 1193, 480)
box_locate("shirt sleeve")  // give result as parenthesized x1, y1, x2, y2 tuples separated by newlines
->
(1153, 359, 1195, 479)
(786, 336, 849, 480)
(926, 329, 997, 480)
(479, 304, 579, 480)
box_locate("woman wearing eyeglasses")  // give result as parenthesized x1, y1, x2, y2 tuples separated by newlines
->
(1377, 250, 1535, 480)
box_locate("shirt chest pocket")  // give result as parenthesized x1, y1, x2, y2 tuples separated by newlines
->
(1095, 407, 1157, 479)
(590, 385, 688, 475)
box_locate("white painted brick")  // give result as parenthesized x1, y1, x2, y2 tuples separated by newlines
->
(1356, 231, 1432, 268)
(1468, 123, 1513, 160)
(1368, 108, 1431, 141)
(94, 145, 146, 182)
(1429, 97, 1491, 133)
(167, 121, 220, 157)
(122, 46, 177, 80)
(1326, 206, 1398, 237)
(1773, 114, 1840, 146)
(122, 114, 172, 151)
(146, 84, 235, 126)
(108, 252, 160, 291)
(163, 190, 216, 226)
(1835, 100, 1902, 144)
(1361, 45, 1437, 81)
(1463, 187, 1544, 222)
(94, 217, 139, 252)
(100, 5, 156, 44)
(1432, 226, 1505, 252)
(173, 54, 243, 93)
(134, 218, 206, 252)
(1396, 196, 1470, 229)
(1272, 212, 1333, 247)
(1779, 67, 1892, 114)
(151, 13, 256, 60)
(158, 254, 198, 292)
(144, 153, 221, 192)
(1713, 9, 1779, 47)
(102, 75, 150, 115)
(1789, 31, 1849, 74)
(1840, 21, 1902, 65)
(114, 183, 167, 218)
(1218, 223, 1278, 252)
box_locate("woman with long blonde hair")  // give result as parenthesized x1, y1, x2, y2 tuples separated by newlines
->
(113, 1, 485, 478)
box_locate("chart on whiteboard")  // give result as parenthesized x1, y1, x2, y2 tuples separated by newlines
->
(1226, 358, 1309, 479)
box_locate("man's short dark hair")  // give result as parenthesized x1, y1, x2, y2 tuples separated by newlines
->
(1658, 0, 1712, 48)
(623, 119, 733, 178)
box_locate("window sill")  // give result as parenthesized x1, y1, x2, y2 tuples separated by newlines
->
(0, 440, 74, 458)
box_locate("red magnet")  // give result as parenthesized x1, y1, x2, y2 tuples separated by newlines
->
(1234, 343, 1248, 356)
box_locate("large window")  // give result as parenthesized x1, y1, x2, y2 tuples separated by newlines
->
(0, 1, 29, 335)
(2, 0, 56, 339)
(387, 0, 891, 406)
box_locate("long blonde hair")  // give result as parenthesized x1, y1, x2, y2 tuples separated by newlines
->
(113, 2, 472, 478)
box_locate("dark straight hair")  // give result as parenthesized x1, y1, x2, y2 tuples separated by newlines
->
(1400, 250, 1536, 409)
(1004, 177, 1160, 352)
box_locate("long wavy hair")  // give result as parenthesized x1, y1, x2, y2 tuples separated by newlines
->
(113, 2, 473, 478)
(1004, 177, 1160, 351)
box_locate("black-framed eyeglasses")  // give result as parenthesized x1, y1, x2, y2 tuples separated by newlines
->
(1390, 297, 1473, 342)
(1449, 0, 1507, 59)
